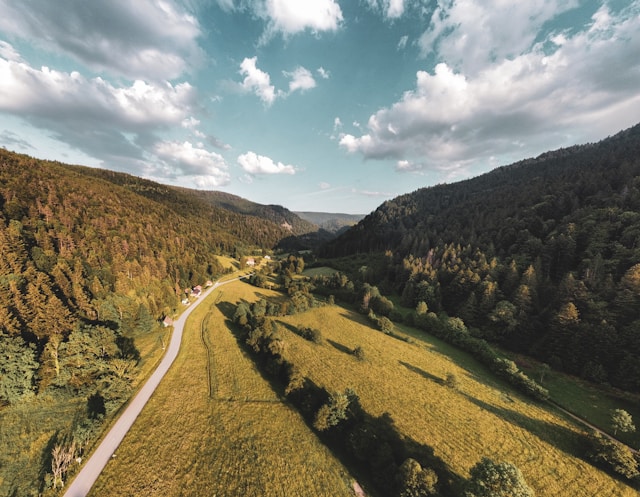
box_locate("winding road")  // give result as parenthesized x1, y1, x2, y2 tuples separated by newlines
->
(63, 276, 246, 497)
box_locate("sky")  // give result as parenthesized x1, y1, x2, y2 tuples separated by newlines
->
(0, 1, 639, 215)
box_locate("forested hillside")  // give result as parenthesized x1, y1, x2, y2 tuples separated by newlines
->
(182, 189, 318, 236)
(321, 123, 640, 392)
(0, 149, 284, 410)
(295, 211, 364, 234)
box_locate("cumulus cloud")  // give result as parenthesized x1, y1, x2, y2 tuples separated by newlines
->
(260, 0, 343, 40)
(0, 58, 196, 128)
(0, 0, 202, 81)
(285, 66, 316, 93)
(0, 41, 21, 62)
(239, 56, 280, 105)
(418, 0, 578, 75)
(237, 151, 297, 175)
(340, 2, 640, 173)
(0, 50, 201, 179)
(154, 140, 230, 186)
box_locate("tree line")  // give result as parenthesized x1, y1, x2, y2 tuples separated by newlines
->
(319, 123, 640, 393)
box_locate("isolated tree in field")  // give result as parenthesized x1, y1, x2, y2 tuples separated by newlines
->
(465, 457, 534, 497)
(587, 430, 639, 479)
(445, 372, 459, 390)
(536, 363, 551, 384)
(352, 345, 365, 361)
(611, 409, 635, 435)
(313, 390, 351, 431)
(51, 438, 77, 489)
(397, 458, 438, 496)
(378, 316, 394, 334)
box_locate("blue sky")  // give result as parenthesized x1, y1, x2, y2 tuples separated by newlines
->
(0, 1, 639, 214)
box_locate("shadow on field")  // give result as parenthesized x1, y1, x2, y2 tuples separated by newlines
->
(216, 301, 237, 320)
(327, 338, 353, 355)
(275, 320, 305, 339)
(399, 361, 443, 385)
(461, 392, 586, 458)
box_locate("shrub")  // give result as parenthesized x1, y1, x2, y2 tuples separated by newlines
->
(352, 346, 365, 361)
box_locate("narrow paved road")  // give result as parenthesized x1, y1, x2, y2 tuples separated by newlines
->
(63, 276, 246, 497)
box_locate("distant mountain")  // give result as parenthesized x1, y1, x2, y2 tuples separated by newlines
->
(183, 190, 318, 236)
(295, 211, 365, 234)
(321, 123, 640, 392)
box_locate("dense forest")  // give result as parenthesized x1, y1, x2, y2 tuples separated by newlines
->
(321, 123, 640, 392)
(0, 149, 299, 411)
(172, 189, 316, 236)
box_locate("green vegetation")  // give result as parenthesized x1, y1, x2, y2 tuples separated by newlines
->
(88, 281, 355, 497)
(465, 457, 534, 497)
(321, 123, 640, 393)
(234, 290, 639, 496)
(0, 149, 300, 495)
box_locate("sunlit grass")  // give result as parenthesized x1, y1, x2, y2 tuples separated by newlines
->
(215, 255, 239, 271)
(275, 305, 638, 497)
(89, 281, 355, 497)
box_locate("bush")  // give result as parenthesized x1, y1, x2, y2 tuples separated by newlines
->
(586, 430, 639, 480)
(465, 457, 534, 497)
(352, 345, 366, 361)
(300, 327, 323, 344)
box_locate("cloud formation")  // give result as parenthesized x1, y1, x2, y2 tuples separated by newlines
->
(341, 3, 640, 173)
(154, 140, 230, 186)
(237, 151, 297, 175)
(285, 66, 316, 93)
(0, 0, 202, 81)
(239, 56, 280, 106)
(261, 0, 343, 39)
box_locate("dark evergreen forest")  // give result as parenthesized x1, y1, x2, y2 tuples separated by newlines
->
(321, 123, 640, 392)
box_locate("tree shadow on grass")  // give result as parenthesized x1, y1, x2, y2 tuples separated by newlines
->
(461, 391, 587, 459)
(326, 338, 353, 355)
(399, 360, 444, 385)
(463, 393, 640, 490)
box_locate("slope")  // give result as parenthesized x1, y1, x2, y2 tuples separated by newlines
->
(320, 123, 640, 392)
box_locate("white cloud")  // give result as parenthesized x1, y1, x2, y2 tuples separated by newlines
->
(237, 151, 297, 175)
(363, 0, 408, 19)
(418, 0, 578, 75)
(352, 188, 393, 198)
(154, 140, 230, 186)
(285, 66, 316, 93)
(317, 67, 330, 79)
(0, 41, 21, 62)
(340, 2, 640, 173)
(397, 35, 409, 50)
(333, 117, 343, 130)
(0, 50, 204, 181)
(239, 56, 280, 105)
(261, 0, 343, 39)
(0, 0, 202, 81)
(387, 0, 405, 18)
(0, 57, 195, 128)
(319, 182, 331, 189)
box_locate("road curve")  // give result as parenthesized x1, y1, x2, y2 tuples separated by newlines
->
(63, 276, 245, 497)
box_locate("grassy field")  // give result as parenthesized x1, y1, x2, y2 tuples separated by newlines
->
(302, 266, 340, 278)
(88, 281, 355, 497)
(520, 361, 640, 449)
(274, 305, 638, 497)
